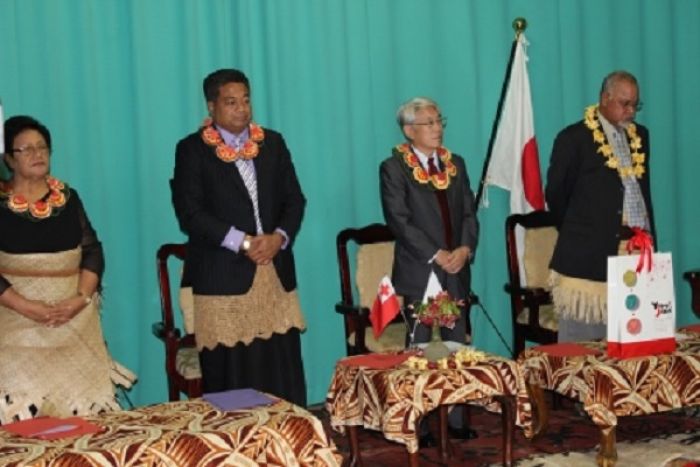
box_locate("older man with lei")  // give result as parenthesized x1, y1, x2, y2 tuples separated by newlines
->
(546, 70, 656, 342)
(0, 115, 134, 423)
(380, 97, 479, 441)
(172, 69, 307, 406)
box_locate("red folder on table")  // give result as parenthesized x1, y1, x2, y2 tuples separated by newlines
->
(2, 416, 102, 440)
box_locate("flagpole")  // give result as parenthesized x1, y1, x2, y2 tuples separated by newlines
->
(474, 17, 528, 213)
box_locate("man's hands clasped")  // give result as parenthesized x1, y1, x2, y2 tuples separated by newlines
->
(435, 246, 471, 274)
(244, 232, 284, 265)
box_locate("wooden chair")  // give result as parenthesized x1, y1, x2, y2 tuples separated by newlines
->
(504, 211, 559, 358)
(335, 223, 406, 356)
(153, 243, 202, 401)
(335, 224, 469, 461)
(684, 269, 700, 317)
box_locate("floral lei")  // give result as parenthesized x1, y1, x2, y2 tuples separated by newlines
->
(584, 104, 645, 179)
(0, 176, 69, 220)
(393, 143, 457, 190)
(201, 120, 265, 163)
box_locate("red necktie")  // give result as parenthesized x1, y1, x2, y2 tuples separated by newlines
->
(427, 157, 453, 248)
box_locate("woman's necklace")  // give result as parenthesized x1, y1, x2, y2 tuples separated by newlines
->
(0, 176, 69, 220)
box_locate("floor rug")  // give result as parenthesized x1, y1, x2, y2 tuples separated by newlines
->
(517, 431, 700, 467)
(311, 398, 700, 466)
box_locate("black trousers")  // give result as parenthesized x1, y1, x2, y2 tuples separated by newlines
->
(199, 328, 307, 407)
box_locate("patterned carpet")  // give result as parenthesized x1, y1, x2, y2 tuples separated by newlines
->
(518, 431, 700, 466)
(311, 397, 700, 466)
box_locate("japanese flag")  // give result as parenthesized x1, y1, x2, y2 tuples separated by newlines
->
(485, 33, 544, 214)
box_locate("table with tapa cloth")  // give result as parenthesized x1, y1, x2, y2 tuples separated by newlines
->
(519, 333, 700, 467)
(0, 398, 342, 466)
(325, 351, 533, 466)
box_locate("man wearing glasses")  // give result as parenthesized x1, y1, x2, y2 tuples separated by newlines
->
(546, 70, 656, 342)
(380, 97, 479, 443)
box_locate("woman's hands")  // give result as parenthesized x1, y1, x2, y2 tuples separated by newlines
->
(47, 295, 91, 327)
(16, 298, 58, 325)
(0, 288, 90, 327)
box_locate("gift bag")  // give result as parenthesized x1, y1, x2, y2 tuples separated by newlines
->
(607, 252, 676, 358)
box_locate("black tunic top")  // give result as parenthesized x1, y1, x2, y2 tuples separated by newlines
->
(0, 187, 104, 294)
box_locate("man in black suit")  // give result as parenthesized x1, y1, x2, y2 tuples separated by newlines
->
(380, 97, 479, 439)
(172, 69, 307, 406)
(546, 70, 655, 342)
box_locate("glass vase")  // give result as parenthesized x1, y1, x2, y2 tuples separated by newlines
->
(423, 321, 451, 362)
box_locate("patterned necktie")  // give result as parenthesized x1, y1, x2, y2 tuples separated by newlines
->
(427, 157, 453, 248)
(611, 131, 648, 229)
(236, 156, 263, 234)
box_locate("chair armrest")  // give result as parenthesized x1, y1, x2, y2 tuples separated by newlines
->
(152, 321, 182, 340)
(335, 303, 370, 317)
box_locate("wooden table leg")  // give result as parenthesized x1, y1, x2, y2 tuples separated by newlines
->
(526, 382, 549, 438)
(596, 425, 618, 467)
(494, 395, 515, 467)
(347, 426, 363, 467)
(438, 405, 451, 462)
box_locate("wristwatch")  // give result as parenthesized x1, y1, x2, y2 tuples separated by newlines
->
(241, 235, 252, 253)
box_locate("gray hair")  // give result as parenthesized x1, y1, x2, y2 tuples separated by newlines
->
(396, 97, 440, 128)
(600, 70, 638, 96)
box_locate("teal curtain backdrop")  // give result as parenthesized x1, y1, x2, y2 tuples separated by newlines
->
(1, 0, 699, 406)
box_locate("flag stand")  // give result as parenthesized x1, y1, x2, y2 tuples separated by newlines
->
(474, 17, 528, 213)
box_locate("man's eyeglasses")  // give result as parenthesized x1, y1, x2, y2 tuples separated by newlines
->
(11, 145, 50, 157)
(614, 98, 643, 112)
(412, 117, 447, 129)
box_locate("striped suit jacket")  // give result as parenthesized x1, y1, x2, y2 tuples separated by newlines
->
(171, 127, 306, 295)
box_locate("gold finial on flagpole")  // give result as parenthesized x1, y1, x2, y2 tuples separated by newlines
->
(513, 17, 527, 39)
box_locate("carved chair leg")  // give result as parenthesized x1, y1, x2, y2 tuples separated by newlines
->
(596, 425, 618, 467)
(462, 403, 472, 428)
(168, 379, 179, 402)
(495, 395, 515, 466)
(438, 405, 451, 462)
(347, 426, 363, 467)
(526, 382, 549, 437)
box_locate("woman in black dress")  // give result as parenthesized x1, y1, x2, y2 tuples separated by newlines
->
(0, 115, 134, 423)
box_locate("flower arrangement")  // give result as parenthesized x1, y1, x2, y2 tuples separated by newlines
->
(411, 291, 463, 329)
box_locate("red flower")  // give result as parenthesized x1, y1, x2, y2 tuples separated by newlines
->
(413, 167, 429, 183)
(240, 140, 259, 159)
(216, 145, 237, 162)
(404, 153, 420, 167)
(202, 127, 223, 146)
(48, 189, 66, 207)
(9, 194, 28, 212)
(29, 200, 51, 218)
(250, 124, 265, 142)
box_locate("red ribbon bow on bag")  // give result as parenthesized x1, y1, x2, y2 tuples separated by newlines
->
(626, 227, 654, 273)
